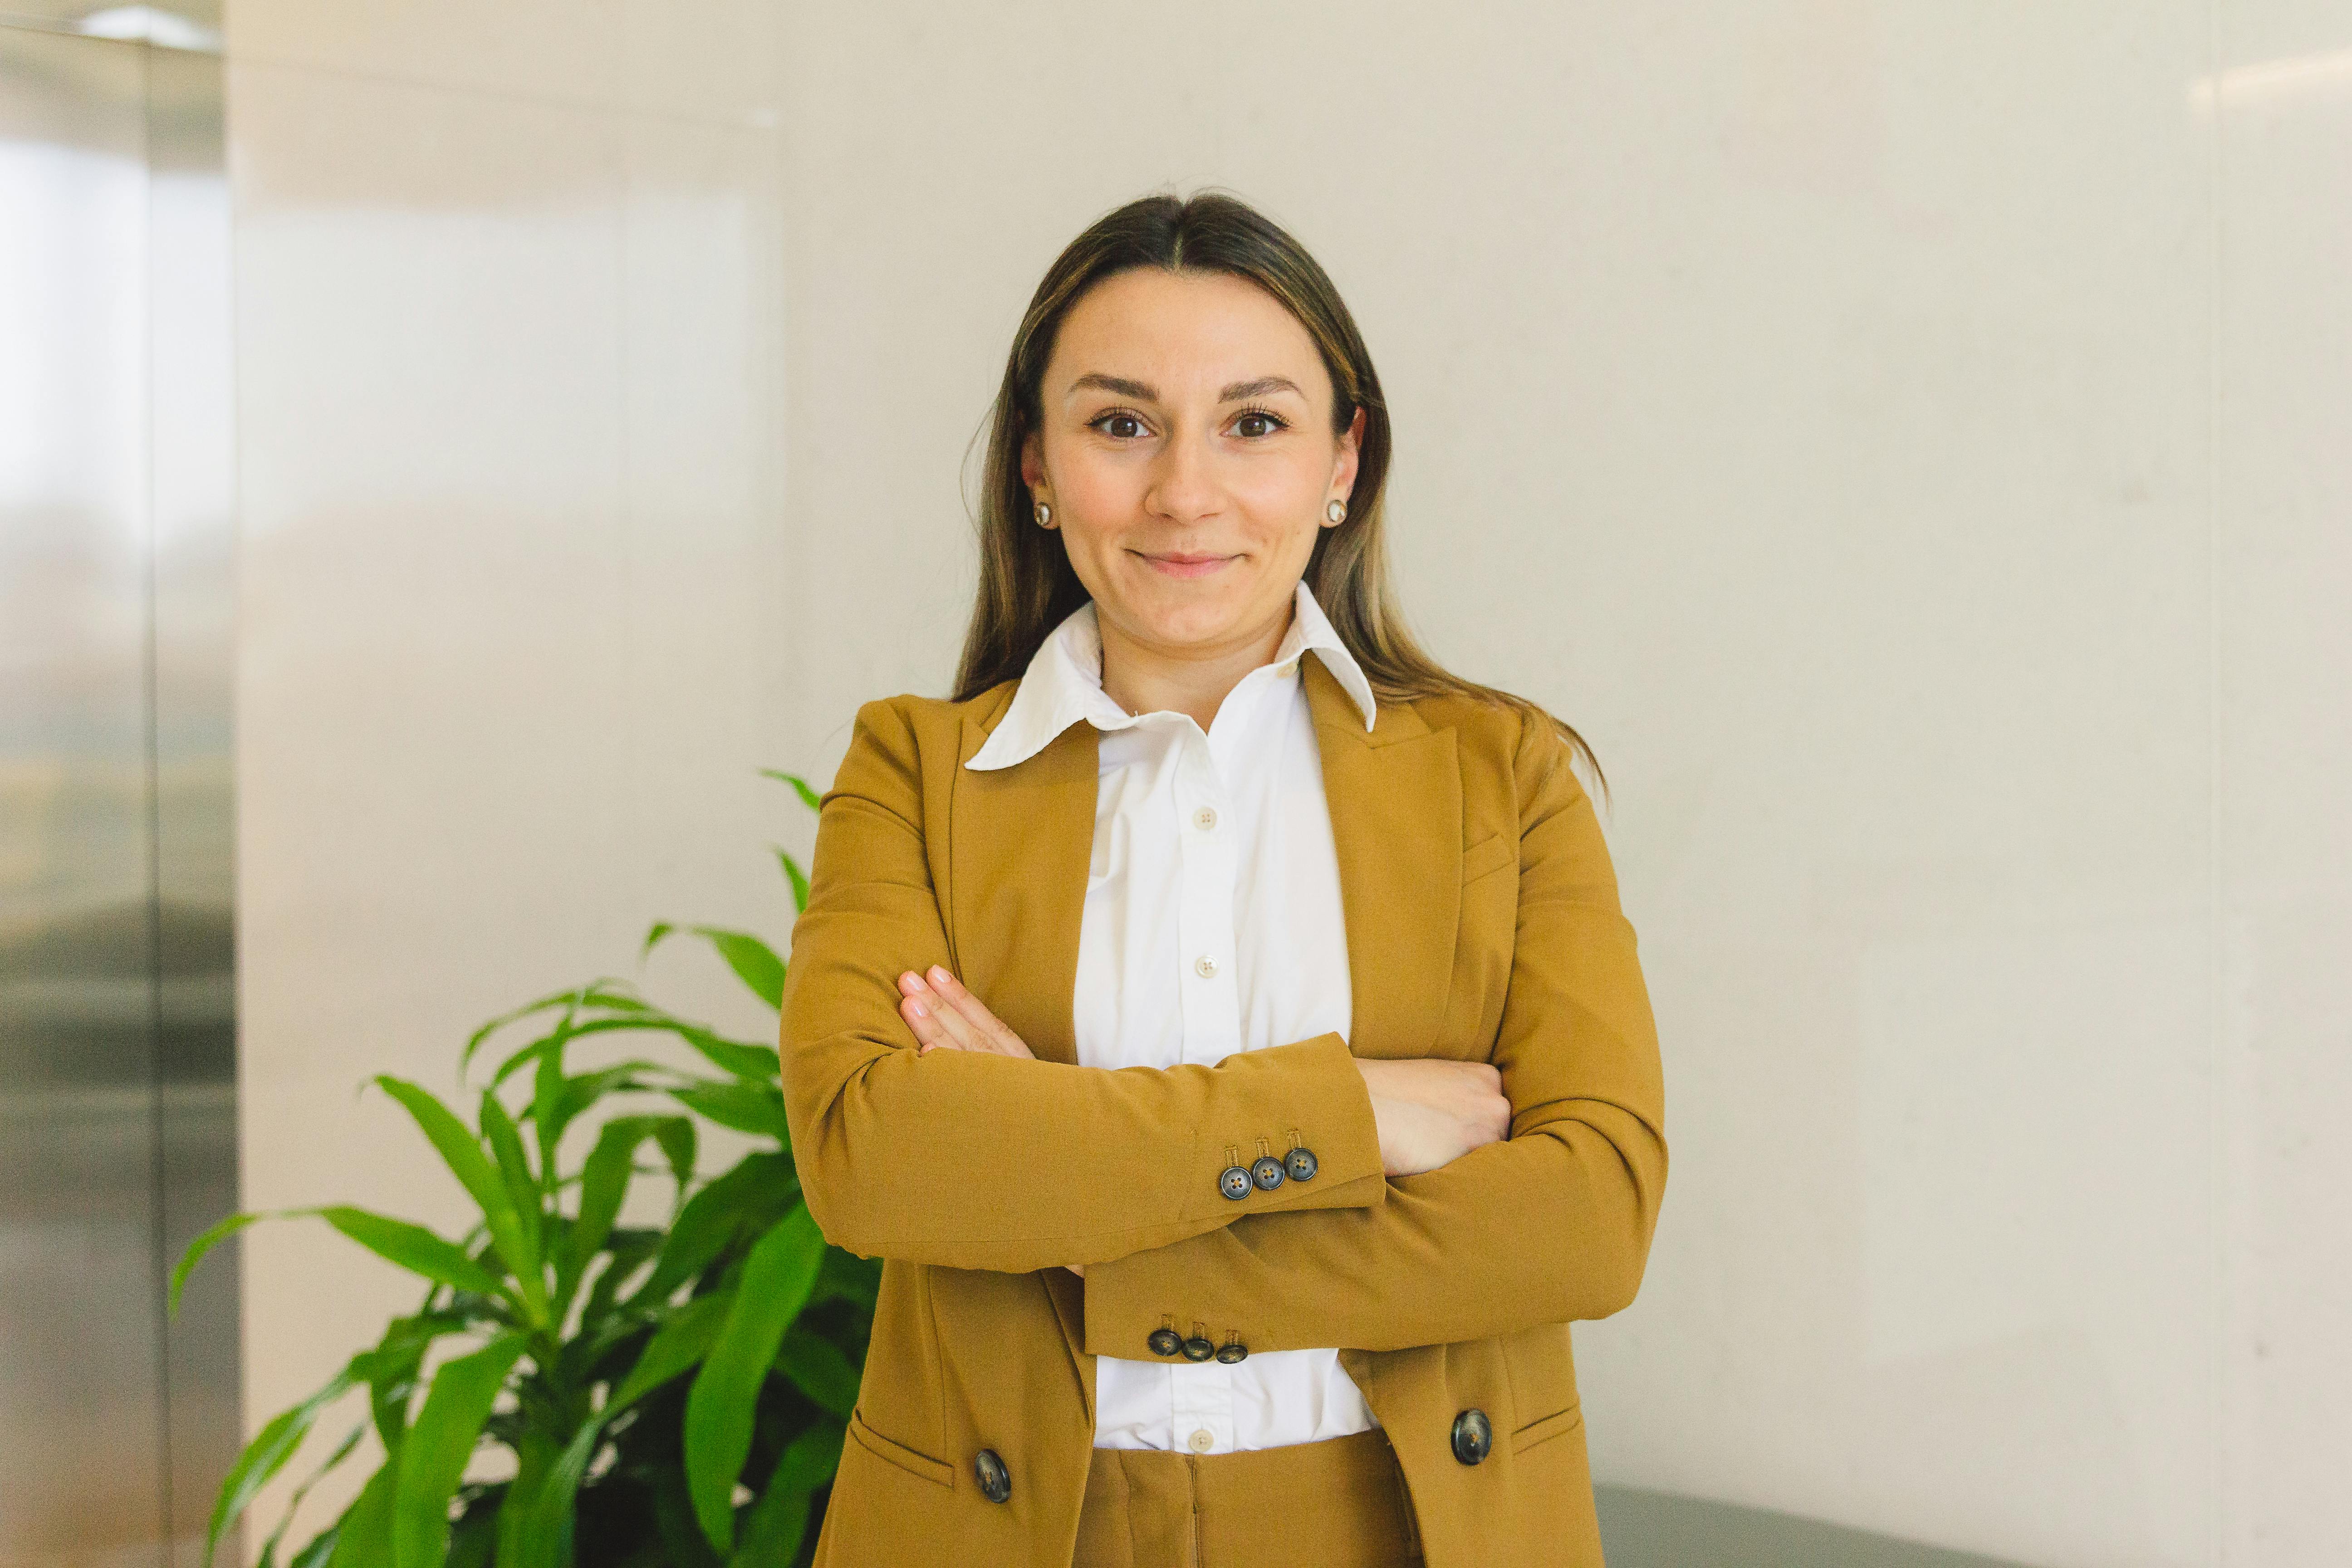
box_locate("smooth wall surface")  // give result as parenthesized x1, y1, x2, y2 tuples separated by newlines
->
(227, 2, 2351, 1563)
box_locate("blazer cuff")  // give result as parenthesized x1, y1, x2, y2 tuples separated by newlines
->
(1176, 1030, 1384, 1223)
(1083, 1031, 1384, 1357)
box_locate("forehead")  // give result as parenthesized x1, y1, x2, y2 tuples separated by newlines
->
(1049, 268, 1330, 402)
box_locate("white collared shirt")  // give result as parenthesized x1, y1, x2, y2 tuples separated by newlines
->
(965, 580, 1382, 1454)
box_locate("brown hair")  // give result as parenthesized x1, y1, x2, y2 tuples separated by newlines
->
(951, 190, 1602, 795)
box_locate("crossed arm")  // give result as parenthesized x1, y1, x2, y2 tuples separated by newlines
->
(778, 699, 1666, 1347)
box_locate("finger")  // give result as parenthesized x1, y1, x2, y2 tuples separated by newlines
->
(901, 974, 984, 1053)
(923, 966, 1030, 1057)
(899, 991, 961, 1053)
(897, 974, 975, 1054)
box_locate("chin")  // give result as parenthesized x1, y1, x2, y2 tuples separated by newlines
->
(1111, 596, 1245, 651)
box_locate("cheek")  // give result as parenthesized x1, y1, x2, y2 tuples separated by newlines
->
(1052, 446, 1142, 524)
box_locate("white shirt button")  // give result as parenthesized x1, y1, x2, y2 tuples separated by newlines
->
(1192, 806, 1218, 831)
(1194, 954, 1218, 979)
(1188, 1428, 1216, 1454)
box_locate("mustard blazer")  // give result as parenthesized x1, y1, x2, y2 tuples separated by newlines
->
(779, 654, 1667, 1568)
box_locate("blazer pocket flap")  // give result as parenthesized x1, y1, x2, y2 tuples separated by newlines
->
(848, 1407, 956, 1489)
(1509, 1402, 1585, 1456)
(1461, 831, 1516, 885)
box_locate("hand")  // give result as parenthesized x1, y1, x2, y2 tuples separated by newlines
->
(896, 965, 1037, 1059)
(1354, 1058, 1511, 1177)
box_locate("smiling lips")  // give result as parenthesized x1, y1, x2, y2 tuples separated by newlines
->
(1138, 551, 1234, 579)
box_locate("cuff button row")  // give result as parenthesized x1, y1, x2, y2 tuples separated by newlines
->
(1145, 1328, 1248, 1364)
(1218, 1146, 1318, 1201)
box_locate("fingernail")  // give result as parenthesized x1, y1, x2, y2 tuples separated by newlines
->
(899, 973, 926, 994)
(928, 965, 952, 985)
(906, 998, 927, 1019)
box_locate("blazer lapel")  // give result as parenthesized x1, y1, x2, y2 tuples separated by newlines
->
(946, 662, 1466, 1066)
(1303, 655, 1462, 1061)
(946, 699, 1094, 1068)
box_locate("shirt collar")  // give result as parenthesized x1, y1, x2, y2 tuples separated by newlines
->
(965, 579, 1379, 772)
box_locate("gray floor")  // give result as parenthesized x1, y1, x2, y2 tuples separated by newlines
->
(1597, 1488, 2035, 1568)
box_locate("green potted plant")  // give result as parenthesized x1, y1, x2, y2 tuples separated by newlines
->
(176, 772, 872, 1567)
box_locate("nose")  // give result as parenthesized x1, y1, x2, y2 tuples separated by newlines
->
(1143, 424, 1220, 526)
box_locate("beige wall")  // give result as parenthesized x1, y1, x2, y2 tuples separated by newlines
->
(229, 3, 2351, 1563)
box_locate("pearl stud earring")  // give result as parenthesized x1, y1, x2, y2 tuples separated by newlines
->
(1034, 501, 1053, 527)
(1326, 499, 1347, 523)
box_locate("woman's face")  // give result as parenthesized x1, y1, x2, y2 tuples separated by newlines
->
(1022, 267, 1363, 663)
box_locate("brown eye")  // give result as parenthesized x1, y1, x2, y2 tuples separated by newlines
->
(1095, 413, 1146, 439)
(1233, 410, 1284, 438)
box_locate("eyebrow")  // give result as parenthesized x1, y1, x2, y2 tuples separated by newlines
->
(1064, 373, 1308, 404)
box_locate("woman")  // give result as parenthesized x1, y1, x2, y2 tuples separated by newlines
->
(779, 192, 1666, 1568)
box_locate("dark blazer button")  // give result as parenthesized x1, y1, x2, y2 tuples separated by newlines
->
(975, 1448, 1012, 1503)
(1215, 1341, 1248, 1364)
(1147, 1328, 1183, 1357)
(1450, 1408, 1493, 1465)
(1250, 1156, 1286, 1191)
(1219, 1166, 1253, 1201)
(1181, 1336, 1215, 1362)
(1284, 1147, 1318, 1182)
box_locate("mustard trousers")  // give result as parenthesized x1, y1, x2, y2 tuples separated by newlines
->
(1071, 1430, 1423, 1568)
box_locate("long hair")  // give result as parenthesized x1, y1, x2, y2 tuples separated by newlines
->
(951, 190, 1603, 794)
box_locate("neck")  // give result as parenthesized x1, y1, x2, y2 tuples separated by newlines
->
(1099, 603, 1295, 732)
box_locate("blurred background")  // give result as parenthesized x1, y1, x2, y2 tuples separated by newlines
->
(3, 1, 2347, 1565)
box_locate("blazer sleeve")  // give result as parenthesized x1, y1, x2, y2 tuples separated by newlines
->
(778, 697, 1387, 1274)
(1078, 712, 1667, 1353)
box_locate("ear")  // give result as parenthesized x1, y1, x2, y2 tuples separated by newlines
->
(1019, 428, 1046, 493)
(1326, 406, 1367, 523)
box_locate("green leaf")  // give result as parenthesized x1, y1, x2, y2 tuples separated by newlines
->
(544, 1060, 667, 1142)
(809, 1248, 882, 1314)
(495, 1431, 559, 1568)
(447, 1507, 498, 1568)
(517, 1290, 738, 1568)
(760, 768, 824, 813)
(350, 1310, 470, 1452)
(256, 1421, 365, 1568)
(325, 1459, 399, 1568)
(390, 1332, 530, 1568)
(201, 1365, 357, 1568)
(610, 1289, 737, 1411)
(318, 1208, 510, 1302)
(531, 1024, 567, 1195)
(677, 1026, 782, 1082)
(582, 1230, 664, 1328)
(289, 1526, 341, 1568)
(667, 1079, 791, 1143)
(488, 1016, 655, 1092)
(630, 1152, 794, 1307)
(372, 1077, 547, 1324)
(685, 1205, 827, 1553)
(461, 980, 644, 1078)
(173, 1208, 264, 1315)
(514, 1420, 602, 1568)
(558, 1116, 679, 1304)
(651, 1117, 698, 1201)
(642, 921, 676, 961)
(770, 846, 811, 914)
(774, 1326, 860, 1418)
(478, 1090, 543, 1266)
(655, 926, 786, 1011)
(730, 1421, 844, 1568)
